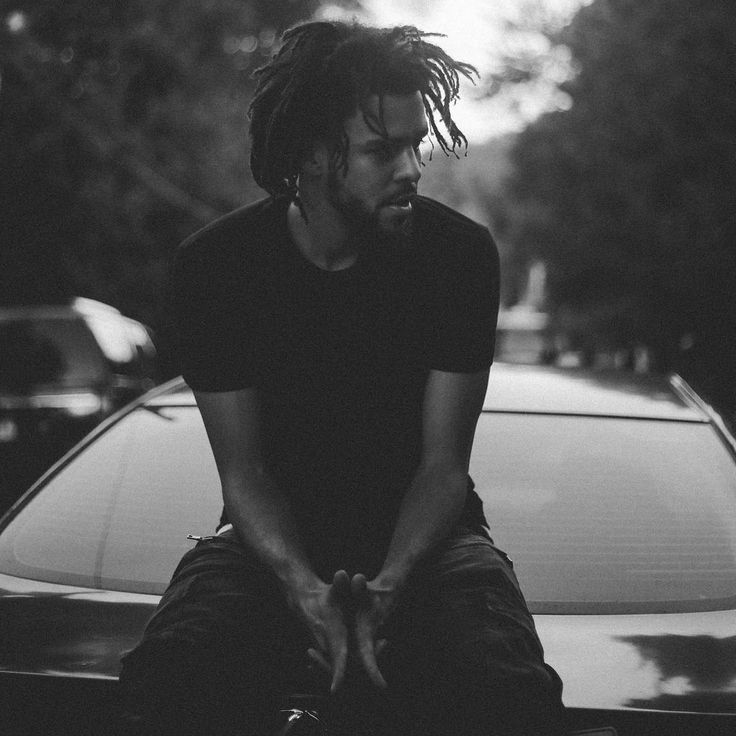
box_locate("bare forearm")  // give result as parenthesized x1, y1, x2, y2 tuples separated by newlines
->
(377, 464, 468, 590)
(192, 389, 349, 688)
(223, 467, 352, 691)
(221, 466, 321, 591)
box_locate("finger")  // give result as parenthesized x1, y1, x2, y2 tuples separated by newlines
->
(356, 626, 388, 689)
(331, 569, 350, 602)
(333, 569, 350, 590)
(307, 647, 331, 673)
(359, 645, 387, 689)
(329, 636, 349, 694)
(350, 572, 368, 600)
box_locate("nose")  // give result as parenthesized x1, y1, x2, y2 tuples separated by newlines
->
(394, 145, 422, 185)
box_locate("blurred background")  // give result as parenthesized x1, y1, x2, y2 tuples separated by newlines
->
(1, 0, 735, 507)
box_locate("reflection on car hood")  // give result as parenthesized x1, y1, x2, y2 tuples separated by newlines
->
(537, 610, 736, 714)
(0, 573, 156, 679)
(2, 572, 736, 717)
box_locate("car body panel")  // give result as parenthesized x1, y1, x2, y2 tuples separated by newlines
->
(537, 612, 736, 713)
(0, 572, 156, 679)
(3, 567, 735, 717)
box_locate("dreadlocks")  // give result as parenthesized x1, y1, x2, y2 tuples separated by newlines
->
(248, 21, 478, 202)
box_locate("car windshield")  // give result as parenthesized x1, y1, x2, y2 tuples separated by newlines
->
(0, 405, 735, 612)
(0, 316, 108, 391)
(0, 406, 220, 595)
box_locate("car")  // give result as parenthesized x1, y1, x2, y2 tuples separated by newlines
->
(0, 298, 158, 512)
(1, 363, 735, 735)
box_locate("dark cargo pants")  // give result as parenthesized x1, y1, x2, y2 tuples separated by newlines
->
(119, 527, 565, 735)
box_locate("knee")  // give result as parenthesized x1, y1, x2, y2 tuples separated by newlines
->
(119, 637, 273, 736)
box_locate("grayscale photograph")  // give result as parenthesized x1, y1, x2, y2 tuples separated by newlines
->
(1, 1, 735, 734)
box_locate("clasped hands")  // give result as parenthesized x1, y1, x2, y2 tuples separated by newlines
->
(296, 569, 394, 693)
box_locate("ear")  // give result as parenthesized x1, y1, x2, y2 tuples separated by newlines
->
(302, 142, 330, 176)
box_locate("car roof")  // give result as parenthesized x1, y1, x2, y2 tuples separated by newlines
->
(481, 363, 706, 420)
(143, 363, 707, 422)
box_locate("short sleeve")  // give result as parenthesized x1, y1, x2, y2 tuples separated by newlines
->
(421, 227, 500, 373)
(170, 236, 258, 392)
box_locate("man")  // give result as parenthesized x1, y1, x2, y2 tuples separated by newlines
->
(120, 21, 565, 736)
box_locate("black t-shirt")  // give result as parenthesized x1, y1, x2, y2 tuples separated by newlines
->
(172, 195, 499, 575)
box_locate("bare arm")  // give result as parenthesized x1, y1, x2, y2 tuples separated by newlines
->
(351, 368, 489, 686)
(194, 388, 350, 691)
(195, 389, 313, 582)
(379, 368, 489, 585)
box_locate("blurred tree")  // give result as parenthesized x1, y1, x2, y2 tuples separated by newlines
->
(0, 0, 336, 374)
(419, 135, 521, 306)
(501, 0, 736, 418)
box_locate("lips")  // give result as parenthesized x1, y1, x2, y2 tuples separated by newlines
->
(386, 192, 416, 207)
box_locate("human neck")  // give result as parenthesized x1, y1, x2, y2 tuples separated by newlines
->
(287, 201, 358, 272)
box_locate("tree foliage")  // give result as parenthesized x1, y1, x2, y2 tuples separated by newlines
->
(1, 0, 326, 371)
(502, 0, 736, 416)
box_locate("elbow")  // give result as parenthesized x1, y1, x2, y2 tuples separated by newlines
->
(416, 461, 469, 496)
(219, 460, 267, 497)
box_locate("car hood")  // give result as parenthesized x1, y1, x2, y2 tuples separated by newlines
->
(0, 573, 157, 680)
(2, 571, 736, 716)
(536, 609, 736, 714)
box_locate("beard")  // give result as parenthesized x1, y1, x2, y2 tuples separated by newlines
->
(326, 176, 414, 245)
